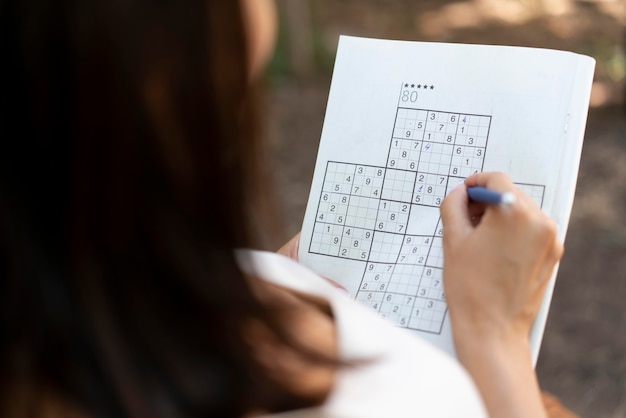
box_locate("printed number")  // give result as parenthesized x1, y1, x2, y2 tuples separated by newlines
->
(402, 90, 418, 102)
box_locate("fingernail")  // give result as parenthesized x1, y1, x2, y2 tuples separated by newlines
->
(501, 192, 516, 206)
(447, 182, 461, 196)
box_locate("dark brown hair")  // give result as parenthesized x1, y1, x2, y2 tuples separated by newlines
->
(0, 1, 313, 416)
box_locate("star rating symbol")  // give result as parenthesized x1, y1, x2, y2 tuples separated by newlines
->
(404, 82, 436, 90)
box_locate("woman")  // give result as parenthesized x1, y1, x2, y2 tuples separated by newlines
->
(0, 0, 563, 416)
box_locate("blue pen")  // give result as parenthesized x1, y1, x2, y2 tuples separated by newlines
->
(467, 186, 516, 206)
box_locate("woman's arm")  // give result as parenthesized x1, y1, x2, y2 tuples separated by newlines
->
(441, 172, 563, 418)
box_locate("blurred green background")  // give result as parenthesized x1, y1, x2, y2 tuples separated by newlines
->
(264, 1, 625, 417)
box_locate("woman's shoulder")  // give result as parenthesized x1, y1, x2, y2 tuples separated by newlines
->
(238, 250, 488, 418)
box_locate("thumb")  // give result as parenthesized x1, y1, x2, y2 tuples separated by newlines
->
(440, 184, 472, 243)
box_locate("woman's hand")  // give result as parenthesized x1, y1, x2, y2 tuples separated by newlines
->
(441, 172, 563, 342)
(277, 232, 301, 261)
(277, 232, 348, 294)
(440, 172, 563, 418)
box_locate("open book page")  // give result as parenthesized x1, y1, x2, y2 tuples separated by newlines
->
(298, 36, 595, 361)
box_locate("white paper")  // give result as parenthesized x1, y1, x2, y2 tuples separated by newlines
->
(299, 36, 595, 361)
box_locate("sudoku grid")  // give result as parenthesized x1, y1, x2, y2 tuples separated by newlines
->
(308, 93, 545, 334)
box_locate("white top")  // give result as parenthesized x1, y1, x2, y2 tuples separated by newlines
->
(236, 250, 488, 418)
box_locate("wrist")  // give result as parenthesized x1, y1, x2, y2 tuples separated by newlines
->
(453, 329, 546, 418)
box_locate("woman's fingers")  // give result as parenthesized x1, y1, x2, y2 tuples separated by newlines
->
(465, 171, 516, 191)
(466, 172, 541, 212)
(440, 183, 472, 244)
(276, 232, 349, 294)
(277, 232, 301, 261)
